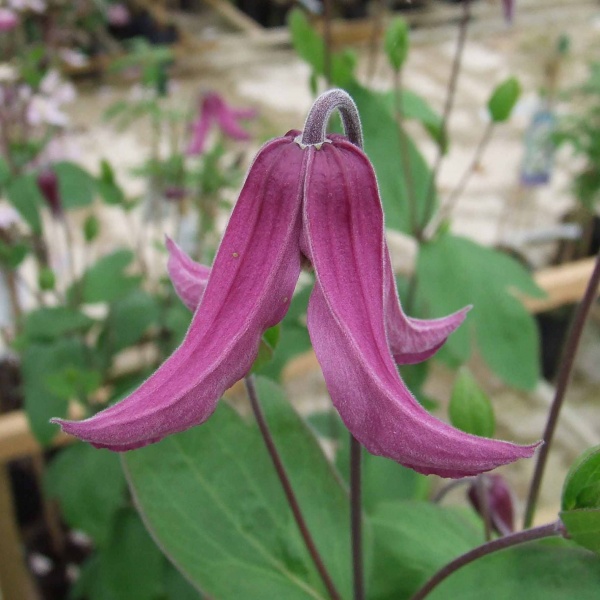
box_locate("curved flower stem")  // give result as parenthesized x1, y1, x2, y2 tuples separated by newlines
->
(523, 249, 600, 529)
(420, 0, 472, 238)
(243, 376, 342, 600)
(409, 521, 563, 600)
(301, 89, 363, 149)
(350, 435, 364, 600)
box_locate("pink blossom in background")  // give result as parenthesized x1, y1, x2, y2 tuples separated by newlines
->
(27, 70, 76, 127)
(186, 92, 257, 155)
(52, 90, 538, 479)
(502, 0, 515, 23)
(0, 8, 18, 31)
(107, 3, 130, 27)
(8, 0, 46, 13)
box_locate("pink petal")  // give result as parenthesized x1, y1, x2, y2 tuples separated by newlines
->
(52, 136, 305, 450)
(165, 236, 210, 311)
(303, 137, 538, 478)
(186, 114, 212, 156)
(384, 248, 471, 364)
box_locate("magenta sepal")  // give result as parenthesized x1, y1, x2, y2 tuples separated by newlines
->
(52, 122, 539, 478)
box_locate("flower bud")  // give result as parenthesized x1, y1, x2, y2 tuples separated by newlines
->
(37, 169, 62, 218)
(468, 474, 515, 535)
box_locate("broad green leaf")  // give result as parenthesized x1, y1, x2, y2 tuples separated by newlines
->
(124, 377, 352, 600)
(54, 161, 97, 209)
(44, 443, 127, 546)
(449, 368, 495, 437)
(379, 90, 444, 147)
(257, 285, 312, 381)
(72, 509, 166, 600)
(97, 159, 126, 206)
(310, 409, 430, 508)
(252, 324, 282, 372)
(369, 501, 483, 599)
(288, 8, 355, 87)
(384, 18, 410, 71)
(0, 240, 29, 268)
(22, 306, 94, 341)
(427, 539, 600, 600)
(105, 289, 160, 352)
(164, 562, 202, 600)
(345, 83, 436, 233)
(45, 367, 102, 400)
(7, 174, 44, 233)
(562, 445, 600, 510)
(560, 509, 600, 554)
(75, 249, 141, 304)
(22, 339, 86, 445)
(488, 77, 521, 123)
(417, 233, 544, 388)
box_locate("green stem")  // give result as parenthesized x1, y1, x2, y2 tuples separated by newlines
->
(523, 249, 600, 528)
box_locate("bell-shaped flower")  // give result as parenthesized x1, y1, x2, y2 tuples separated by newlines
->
(52, 90, 538, 478)
(186, 91, 257, 156)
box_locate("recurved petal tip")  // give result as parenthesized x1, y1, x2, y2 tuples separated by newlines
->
(165, 236, 211, 311)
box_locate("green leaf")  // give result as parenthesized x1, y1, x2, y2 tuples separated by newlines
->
(288, 8, 355, 87)
(252, 324, 282, 372)
(369, 501, 483, 598)
(76, 250, 141, 304)
(22, 306, 94, 341)
(22, 339, 87, 445)
(44, 443, 127, 546)
(0, 240, 29, 269)
(105, 289, 160, 352)
(7, 174, 44, 233)
(488, 77, 521, 123)
(84, 214, 101, 242)
(426, 539, 600, 599)
(449, 368, 495, 437)
(45, 367, 102, 400)
(54, 161, 97, 209)
(164, 562, 202, 600)
(124, 377, 352, 600)
(562, 445, 600, 510)
(38, 267, 56, 291)
(97, 159, 126, 206)
(345, 83, 436, 233)
(561, 509, 600, 554)
(417, 234, 544, 388)
(73, 509, 166, 600)
(379, 90, 444, 148)
(384, 18, 410, 71)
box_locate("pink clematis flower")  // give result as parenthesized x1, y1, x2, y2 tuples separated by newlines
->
(502, 0, 515, 23)
(186, 91, 257, 156)
(0, 8, 19, 31)
(52, 90, 538, 478)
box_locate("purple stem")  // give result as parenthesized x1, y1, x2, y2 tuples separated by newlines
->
(523, 249, 600, 528)
(420, 0, 472, 237)
(350, 435, 364, 600)
(410, 521, 563, 600)
(243, 376, 342, 600)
